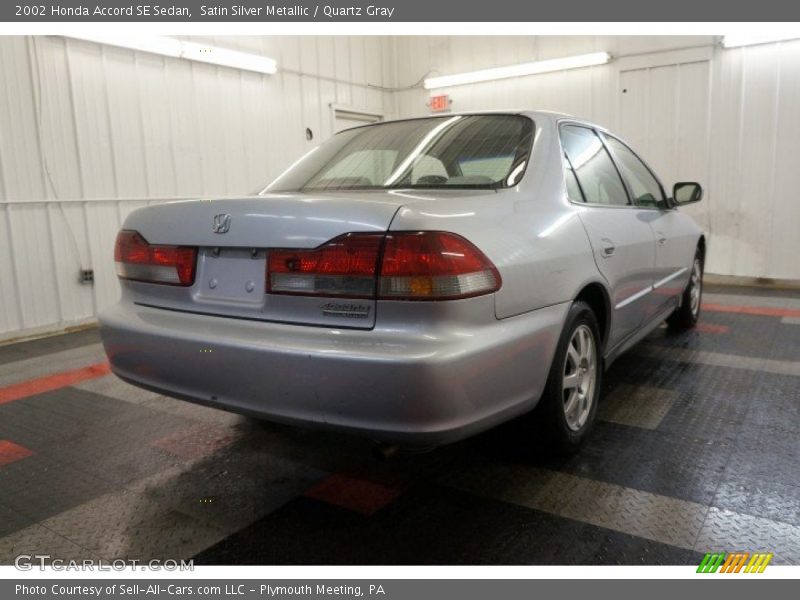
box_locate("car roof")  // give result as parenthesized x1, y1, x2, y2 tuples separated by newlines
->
(361, 110, 606, 132)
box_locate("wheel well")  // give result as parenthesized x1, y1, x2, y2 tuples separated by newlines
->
(575, 283, 610, 348)
(697, 235, 706, 260)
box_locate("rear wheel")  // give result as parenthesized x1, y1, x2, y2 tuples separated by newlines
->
(667, 248, 704, 329)
(535, 301, 602, 453)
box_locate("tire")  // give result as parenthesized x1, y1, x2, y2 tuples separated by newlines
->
(535, 300, 603, 454)
(666, 247, 704, 329)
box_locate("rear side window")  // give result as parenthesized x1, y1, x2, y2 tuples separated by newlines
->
(322, 150, 397, 186)
(563, 154, 584, 203)
(560, 125, 629, 207)
(603, 135, 665, 208)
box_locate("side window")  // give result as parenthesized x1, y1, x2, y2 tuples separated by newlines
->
(603, 135, 665, 208)
(458, 155, 514, 181)
(411, 155, 448, 184)
(319, 150, 397, 186)
(563, 154, 584, 202)
(559, 125, 629, 207)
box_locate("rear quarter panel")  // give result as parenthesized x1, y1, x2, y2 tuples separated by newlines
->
(389, 117, 603, 320)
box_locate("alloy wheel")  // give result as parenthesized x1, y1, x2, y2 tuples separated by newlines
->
(562, 324, 597, 432)
(689, 258, 702, 317)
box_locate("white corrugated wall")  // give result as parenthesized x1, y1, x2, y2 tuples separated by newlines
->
(393, 35, 800, 284)
(0, 35, 394, 341)
(2, 35, 799, 342)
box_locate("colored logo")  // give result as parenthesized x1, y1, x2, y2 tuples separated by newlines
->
(697, 552, 773, 573)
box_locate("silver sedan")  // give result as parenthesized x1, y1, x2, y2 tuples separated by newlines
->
(99, 111, 705, 451)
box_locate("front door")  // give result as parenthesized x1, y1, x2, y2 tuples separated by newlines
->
(601, 133, 692, 318)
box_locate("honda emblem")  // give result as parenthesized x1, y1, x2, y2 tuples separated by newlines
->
(212, 213, 231, 234)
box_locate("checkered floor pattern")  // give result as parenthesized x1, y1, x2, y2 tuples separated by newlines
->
(1, 284, 798, 565)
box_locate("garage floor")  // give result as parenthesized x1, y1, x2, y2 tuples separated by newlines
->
(1, 284, 798, 565)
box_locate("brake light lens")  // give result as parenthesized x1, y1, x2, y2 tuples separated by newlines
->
(266, 231, 501, 300)
(267, 233, 382, 297)
(114, 230, 197, 286)
(379, 232, 501, 300)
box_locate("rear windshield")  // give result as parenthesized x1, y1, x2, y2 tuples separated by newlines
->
(264, 114, 534, 192)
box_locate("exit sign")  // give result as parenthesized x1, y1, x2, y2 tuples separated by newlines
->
(429, 94, 450, 113)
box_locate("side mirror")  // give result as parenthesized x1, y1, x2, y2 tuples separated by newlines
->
(672, 182, 703, 207)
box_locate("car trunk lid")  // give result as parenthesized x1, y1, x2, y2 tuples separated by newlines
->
(121, 192, 408, 329)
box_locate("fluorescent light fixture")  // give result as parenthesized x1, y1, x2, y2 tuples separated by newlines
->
(722, 34, 800, 48)
(424, 52, 611, 90)
(68, 34, 182, 57)
(67, 35, 277, 75)
(179, 40, 277, 74)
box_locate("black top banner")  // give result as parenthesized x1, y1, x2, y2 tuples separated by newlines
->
(4, 0, 800, 21)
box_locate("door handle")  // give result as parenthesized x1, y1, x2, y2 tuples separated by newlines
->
(658, 237, 667, 246)
(600, 238, 616, 257)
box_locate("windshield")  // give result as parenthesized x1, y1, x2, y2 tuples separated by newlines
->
(264, 114, 534, 193)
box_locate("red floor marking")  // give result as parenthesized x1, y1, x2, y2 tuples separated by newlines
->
(304, 473, 404, 516)
(703, 302, 800, 319)
(696, 322, 730, 334)
(0, 362, 110, 405)
(151, 423, 237, 460)
(0, 440, 34, 468)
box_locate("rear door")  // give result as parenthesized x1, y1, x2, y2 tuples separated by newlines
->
(560, 124, 657, 348)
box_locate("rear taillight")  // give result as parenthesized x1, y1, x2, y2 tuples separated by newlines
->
(114, 230, 197, 286)
(267, 233, 382, 297)
(266, 231, 501, 301)
(379, 232, 501, 300)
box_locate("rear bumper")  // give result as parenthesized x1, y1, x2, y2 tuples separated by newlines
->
(98, 297, 568, 445)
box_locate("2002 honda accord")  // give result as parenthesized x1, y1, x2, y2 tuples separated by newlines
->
(99, 111, 705, 451)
